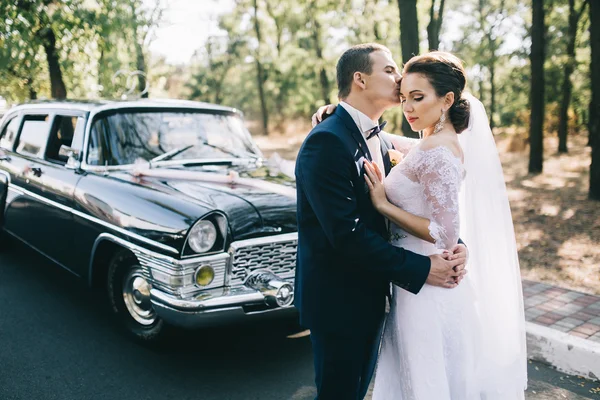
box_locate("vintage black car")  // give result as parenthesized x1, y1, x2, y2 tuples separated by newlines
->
(0, 99, 298, 341)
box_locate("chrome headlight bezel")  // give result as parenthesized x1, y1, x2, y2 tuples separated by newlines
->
(188, 220, 217, 253)
(183, 212, 228, 257)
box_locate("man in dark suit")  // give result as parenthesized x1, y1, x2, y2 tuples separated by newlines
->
(294, 43, 468, 399)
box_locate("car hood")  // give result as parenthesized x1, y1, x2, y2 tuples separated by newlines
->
(119, 163, 297, 241)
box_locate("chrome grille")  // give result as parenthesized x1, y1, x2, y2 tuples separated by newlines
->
(229, 233, 297, 287)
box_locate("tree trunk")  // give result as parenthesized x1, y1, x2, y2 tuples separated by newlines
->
(529, 0, 545, 174)
(398, 0, 420, 138)
(253, 0, 269, 135)
(589, 0, 600, 200)
(39, 27, 67, 99)
(558, 0, 584, 153)
(135, 41, 148, 98)
(27, 77, 37, 100)
(312, 16, 331, 105)
(128, 1, 148, 98)
(427, 0, 445, 51)
(215, 65, 231, 104)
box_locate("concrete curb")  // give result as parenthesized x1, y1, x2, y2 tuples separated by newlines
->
(526, 321, 600, 381)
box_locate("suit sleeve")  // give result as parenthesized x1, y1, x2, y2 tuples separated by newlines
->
(296, 131, 430, 294)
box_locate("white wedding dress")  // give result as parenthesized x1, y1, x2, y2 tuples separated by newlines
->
(371, 137, 525, 399)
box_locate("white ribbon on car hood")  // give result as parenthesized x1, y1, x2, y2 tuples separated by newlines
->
(131, 167, 297, 200)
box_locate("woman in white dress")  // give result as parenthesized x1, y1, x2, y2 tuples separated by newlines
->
(361, 52, 527, 399)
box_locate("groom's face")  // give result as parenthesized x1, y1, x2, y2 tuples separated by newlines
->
(361, 51, 402, 108)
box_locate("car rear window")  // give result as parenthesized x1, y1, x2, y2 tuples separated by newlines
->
(0, 117, 20, 150)
(16, 115, 50, 158)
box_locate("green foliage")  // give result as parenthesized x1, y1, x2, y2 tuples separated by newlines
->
(0, 0, 594, 138)
(0, 0, 164, 103)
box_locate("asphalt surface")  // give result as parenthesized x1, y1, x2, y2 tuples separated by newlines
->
(1, 238, 598, 400)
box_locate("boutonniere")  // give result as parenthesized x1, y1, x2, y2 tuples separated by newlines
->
(388, 149, 404, 168)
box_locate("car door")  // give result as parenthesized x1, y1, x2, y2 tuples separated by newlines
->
(4, 111, 86, 273)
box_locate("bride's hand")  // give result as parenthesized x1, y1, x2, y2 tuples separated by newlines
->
(311, 104, 337, 127)
(364, 161, 388, 211)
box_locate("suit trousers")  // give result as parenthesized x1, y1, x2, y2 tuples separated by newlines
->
(309, 318, 385, 400)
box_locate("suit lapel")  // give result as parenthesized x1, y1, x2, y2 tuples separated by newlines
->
(379, 133, 393, 176)
(335, 106, 372, 162)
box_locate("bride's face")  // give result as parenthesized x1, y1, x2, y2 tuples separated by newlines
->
(400, 73, 447, 132)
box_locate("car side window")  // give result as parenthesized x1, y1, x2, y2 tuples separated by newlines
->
(0, 117, 20, 150)
(46, 115, 83, 164)
(16, 115, 51, 158)
(88, 118, 108, 165)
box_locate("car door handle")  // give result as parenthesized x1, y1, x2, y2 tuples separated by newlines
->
(26, 167, 43, 177)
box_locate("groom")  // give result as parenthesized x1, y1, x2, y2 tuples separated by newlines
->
(294, 43, 468, 399)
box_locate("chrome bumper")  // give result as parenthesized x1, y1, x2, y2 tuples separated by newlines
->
(150, 271, 297, 328)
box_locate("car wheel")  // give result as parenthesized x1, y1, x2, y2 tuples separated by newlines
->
(107, 250, 165, 342)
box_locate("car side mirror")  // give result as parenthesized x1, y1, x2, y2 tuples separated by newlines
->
(0, 149, 10, 161)
(59, 145, 81, 170)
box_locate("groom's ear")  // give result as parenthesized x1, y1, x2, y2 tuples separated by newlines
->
(353, 72, 367, 89)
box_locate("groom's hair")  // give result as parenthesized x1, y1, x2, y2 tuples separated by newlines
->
(337, 43, 391, 99)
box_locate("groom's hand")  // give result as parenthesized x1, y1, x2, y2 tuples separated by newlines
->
(426, 254, 467, 288)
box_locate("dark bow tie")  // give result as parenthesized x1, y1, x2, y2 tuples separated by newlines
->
(366, 121, 387, 140)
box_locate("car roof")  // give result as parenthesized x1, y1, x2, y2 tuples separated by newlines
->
(8, 98, 240, 115)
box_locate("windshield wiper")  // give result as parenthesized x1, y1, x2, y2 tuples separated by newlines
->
(149, 145, 194, 165)
(197, 138, 260, 160)
(148, 140, 260, 168)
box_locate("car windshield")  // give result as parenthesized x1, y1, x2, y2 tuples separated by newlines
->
(87, 110, 261, 166)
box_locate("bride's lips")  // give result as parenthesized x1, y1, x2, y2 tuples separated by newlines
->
(407, 117, 418, 123)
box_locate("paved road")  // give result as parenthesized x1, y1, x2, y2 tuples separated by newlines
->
(1, 239, 598, 400)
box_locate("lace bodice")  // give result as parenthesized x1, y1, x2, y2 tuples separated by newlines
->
(384, 144, 464, 251)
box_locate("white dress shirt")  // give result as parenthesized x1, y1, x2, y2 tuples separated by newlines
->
(339, 101, 385, 174)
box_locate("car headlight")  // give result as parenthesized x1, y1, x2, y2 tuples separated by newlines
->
(188, 220, 217, 253)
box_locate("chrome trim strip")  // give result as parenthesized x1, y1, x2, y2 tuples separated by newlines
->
(150, 287, 265, 310)
(7, 182, 178, 254)
(229, 232, 298, 251)
(89, 233, 229, 289)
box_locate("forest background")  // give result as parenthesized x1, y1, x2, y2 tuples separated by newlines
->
(0, 0, 599, 293)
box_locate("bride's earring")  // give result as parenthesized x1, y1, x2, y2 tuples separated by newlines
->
(433, 111, 446, 135)
(419, 130, 423, 139)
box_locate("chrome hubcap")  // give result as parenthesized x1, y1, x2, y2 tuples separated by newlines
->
(122, 267, 156, 326)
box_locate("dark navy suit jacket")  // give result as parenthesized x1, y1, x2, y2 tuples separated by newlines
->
(294, 106, 431, 334)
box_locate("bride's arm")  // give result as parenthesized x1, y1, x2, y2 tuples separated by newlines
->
(364, 161, 435, 243)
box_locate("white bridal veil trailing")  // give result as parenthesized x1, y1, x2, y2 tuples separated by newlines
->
(458, 93, 528, 393)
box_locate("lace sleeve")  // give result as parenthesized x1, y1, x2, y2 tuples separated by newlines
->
(381, 132, 420, 155)
(415, 147, 463, 250)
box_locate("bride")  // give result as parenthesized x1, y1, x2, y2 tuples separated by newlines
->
(364, 52, 527, 399)
(314, 51, 527, 398)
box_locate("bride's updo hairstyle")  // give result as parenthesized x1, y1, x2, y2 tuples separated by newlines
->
(403, 51, 470, 133)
